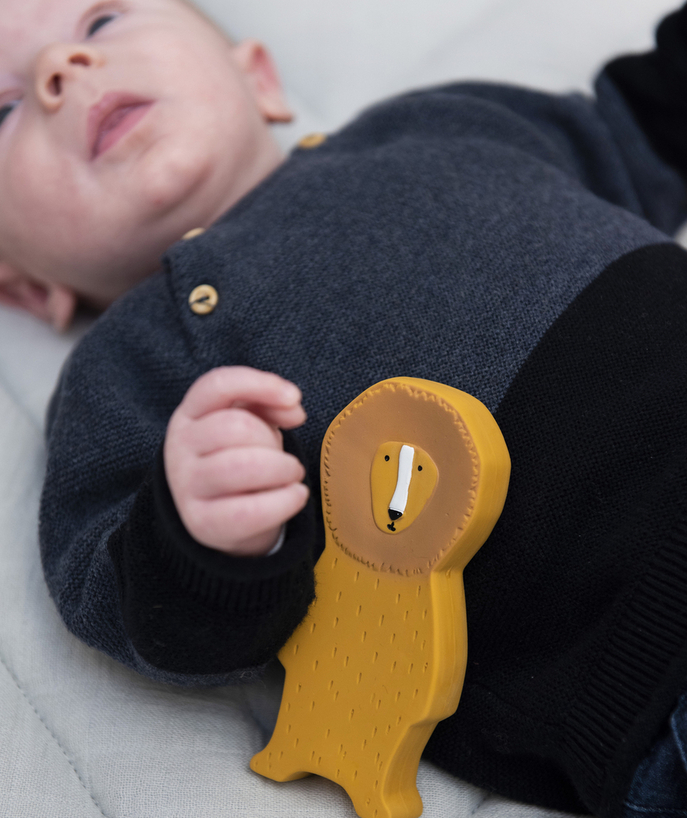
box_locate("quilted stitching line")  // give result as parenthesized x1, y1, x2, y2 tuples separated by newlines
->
(468, 793, 491, 816)
(0, 648, 110, 818)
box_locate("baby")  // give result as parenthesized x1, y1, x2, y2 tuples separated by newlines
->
(4, 1, 687, 816)
(0, 0, 307, 558)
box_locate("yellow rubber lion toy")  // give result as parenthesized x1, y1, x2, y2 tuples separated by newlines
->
(251, 377, 510, 818)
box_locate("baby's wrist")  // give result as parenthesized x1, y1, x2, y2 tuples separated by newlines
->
(208, 524, 284, 557)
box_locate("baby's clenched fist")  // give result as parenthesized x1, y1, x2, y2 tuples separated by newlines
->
(164, 366, 309, 556)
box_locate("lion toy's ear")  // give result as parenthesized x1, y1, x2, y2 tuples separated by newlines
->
(252, 378, 510, 818)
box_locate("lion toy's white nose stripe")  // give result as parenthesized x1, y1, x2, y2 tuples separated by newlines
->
(389, 445, 415, 516)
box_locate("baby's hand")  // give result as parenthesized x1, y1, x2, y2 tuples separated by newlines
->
(164, 367, 309, 556)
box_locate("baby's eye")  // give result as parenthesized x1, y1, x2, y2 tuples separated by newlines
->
(86, 14, 117, 36)
(0, 101, 19, 129)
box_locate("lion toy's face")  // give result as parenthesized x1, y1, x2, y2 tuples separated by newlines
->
(370, 441, 438, 534)
(320, 378, 510, 576)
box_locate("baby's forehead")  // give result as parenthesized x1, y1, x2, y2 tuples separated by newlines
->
(0, 0, 203, 67)
(0, 0, 88, 67)
(0, 0, 81, 37)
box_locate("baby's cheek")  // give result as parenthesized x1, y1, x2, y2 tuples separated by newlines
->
(6, 139, 81, 243)
(0, 154, 64, 270)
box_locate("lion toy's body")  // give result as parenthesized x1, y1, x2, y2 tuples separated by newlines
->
(251, 378, 510, 818)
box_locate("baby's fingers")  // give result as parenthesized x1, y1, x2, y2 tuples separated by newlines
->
(188, 408, 282, 456)
(192, 447, 306, 499)
(181, 367, 305, 428)
(187, 484, 310, 555)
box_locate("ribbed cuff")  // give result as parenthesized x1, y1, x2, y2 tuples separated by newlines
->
(150, 439, 316, 614)
(561, 498, 687, 818)
(107, 435, 319, 674)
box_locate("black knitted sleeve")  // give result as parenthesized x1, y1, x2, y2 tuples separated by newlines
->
(604, 3, 687, 179)
(107, 432, 319, 675)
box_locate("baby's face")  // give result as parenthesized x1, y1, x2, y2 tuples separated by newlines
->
(0, 0, 289, 306)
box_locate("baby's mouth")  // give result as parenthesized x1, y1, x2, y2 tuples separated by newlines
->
(89, 93, 153, 159)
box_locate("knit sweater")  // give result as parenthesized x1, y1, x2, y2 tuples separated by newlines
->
(40, 8, 687, 817)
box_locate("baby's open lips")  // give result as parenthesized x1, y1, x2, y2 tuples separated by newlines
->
(88, 92, 153, 159)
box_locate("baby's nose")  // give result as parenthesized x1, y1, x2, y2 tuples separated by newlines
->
(34, 42, 104, 112)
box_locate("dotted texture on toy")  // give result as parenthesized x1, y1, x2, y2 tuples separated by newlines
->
(251, 378, 510, 818)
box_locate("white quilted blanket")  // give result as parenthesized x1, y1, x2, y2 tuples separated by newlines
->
(0, 1, 677, 815)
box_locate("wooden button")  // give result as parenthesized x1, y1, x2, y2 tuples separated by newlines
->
(298, 132, 327, 149)
(189, 284, 218, 315)
(182, 227, 206, 241)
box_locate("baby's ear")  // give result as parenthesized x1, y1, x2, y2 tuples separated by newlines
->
(0, 262, 77, 331)
(233, 40, 293, 123)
